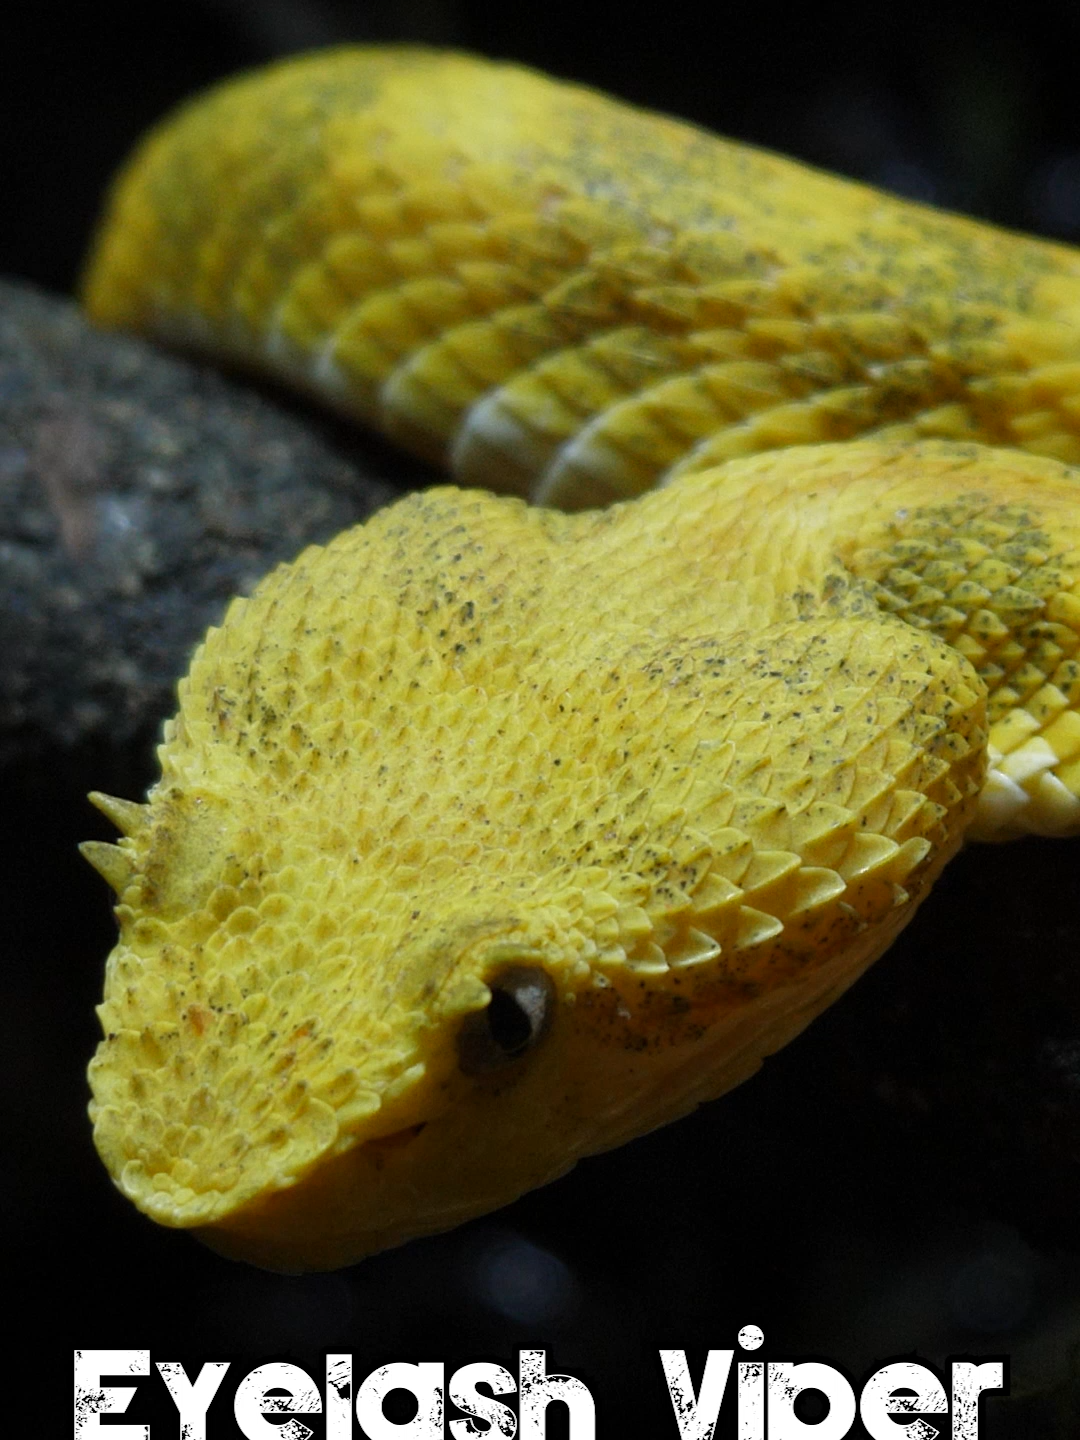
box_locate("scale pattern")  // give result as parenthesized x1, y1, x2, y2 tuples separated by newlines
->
(85, 47, 1080, 503)
(79, 50, 1080, 1269)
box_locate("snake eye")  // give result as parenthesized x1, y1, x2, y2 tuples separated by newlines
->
(456, 965, 555, 1075)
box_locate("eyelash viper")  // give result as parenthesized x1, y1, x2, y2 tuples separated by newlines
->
(79, 47, 1080, 1271)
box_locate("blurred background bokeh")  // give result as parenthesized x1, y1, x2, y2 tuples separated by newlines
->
(5, 2, 1079, 1435)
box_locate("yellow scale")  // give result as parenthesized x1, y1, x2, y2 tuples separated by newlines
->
(79, 48, 1080, 1270)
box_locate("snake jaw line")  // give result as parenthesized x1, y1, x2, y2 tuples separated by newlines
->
(76, 48, 1080, 1269)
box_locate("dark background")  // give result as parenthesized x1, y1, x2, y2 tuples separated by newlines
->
(11, 0, 1080, 294)
(5, 2, 1080, 1436)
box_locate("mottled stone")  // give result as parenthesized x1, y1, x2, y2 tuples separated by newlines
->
(0, 277, 414, 763)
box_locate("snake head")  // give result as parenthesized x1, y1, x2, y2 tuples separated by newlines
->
(82, 460, 990, 1270)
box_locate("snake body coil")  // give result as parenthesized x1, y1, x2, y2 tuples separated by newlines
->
(80, 49, 1080, 1270)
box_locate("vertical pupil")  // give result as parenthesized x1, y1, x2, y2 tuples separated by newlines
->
(456, 964, 555, 1075)
(487, 986, 533, 1054)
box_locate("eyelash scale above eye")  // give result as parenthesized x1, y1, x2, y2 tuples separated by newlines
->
(456, 966, 556, 1076)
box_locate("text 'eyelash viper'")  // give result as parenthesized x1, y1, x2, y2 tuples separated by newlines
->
(78, 47, 1080, 1271)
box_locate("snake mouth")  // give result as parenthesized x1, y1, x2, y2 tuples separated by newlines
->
(360, 1121, 428, 1160)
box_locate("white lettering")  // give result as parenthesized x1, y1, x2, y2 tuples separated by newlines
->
(74, 1350, 149, 1440)
(450, 1361, 518, 1440)
(659, 1350, 734, 1440)
(157, 1362, 230, 1440)
(768, 1361, 856, 1440)
(861, 1362, 947, 1440)
(519, 1350, 594, 1440)
(327, 1355, 353, 1440)
(356, 1362, 445, 1440)
(952, 1362, 1005, 1440)
(738, 1361, 765, 1440)
(234, 1361, 322, 1440)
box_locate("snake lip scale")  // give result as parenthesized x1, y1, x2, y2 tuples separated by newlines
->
(78, 46, 1080, 1271)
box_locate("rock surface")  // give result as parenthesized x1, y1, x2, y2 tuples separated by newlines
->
(0, 278, 412, 765)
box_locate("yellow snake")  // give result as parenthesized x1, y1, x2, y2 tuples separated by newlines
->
(79, 47, 1080, 1271)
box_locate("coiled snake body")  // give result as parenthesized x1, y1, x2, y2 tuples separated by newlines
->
(80, 48, 1080, 1270)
